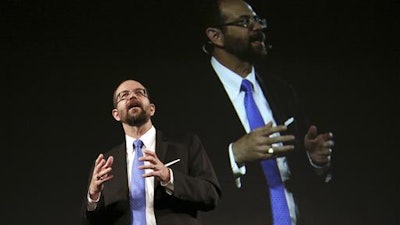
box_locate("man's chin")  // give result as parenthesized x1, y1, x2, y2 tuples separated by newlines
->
(254, 45, 268, 56)
(249, 48, 268, 60)
(127, 116, 147, 127)
(235, 47, 267, 63)
(251, 41, 268, 53)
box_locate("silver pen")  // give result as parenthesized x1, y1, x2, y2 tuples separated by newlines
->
(284, 117, 294, 126)
(164, 159, 181, 167)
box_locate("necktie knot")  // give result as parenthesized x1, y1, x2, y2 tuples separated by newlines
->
(241, 79, 254, 93)
(133, 139, 144, 154)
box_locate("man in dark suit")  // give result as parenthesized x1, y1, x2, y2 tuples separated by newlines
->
(158, 0, 335, 225)
(80, 79, 221, 225)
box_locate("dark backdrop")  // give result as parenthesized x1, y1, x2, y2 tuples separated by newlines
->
(2, 0, 399, 225)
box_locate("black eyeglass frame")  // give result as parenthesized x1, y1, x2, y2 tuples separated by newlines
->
(218, 15, 267, 29)
(116, 88, 148, 104)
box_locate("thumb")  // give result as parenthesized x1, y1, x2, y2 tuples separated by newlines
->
(305, 125, 318, 140)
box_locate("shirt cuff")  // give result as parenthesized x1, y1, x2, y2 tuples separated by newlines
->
(306, 150, 331, 168)
(86, 192, 100, 211)
(160, 168, 174, 195)
(229, 143, 246, 188)
(306, 151, 332, 182)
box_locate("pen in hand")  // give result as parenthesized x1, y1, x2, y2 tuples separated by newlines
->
(284, 117, 294, 126)
(164, 159, 181, 167)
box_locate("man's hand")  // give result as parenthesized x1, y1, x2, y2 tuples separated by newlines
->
(88, 154, 114, 200)
(140, 150, 171, 184)
(304, 125, 334, 166)
(232, 121, 295, 165)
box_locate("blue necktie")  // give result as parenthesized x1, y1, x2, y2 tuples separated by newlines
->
(241, 79, 291, 225)
(130, 139, 147, 225)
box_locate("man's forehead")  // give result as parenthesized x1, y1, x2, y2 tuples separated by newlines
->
(220, 0, 256, 19)
(118, 80, 143, 90)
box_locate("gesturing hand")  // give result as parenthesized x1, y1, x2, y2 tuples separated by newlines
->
(88, 154, 114, 200)
(232, 121, 295, 165)
(304, 125, 334, 166)
(139, 150, 171, 184)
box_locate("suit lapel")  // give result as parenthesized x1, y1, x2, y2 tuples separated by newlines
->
(154, 130, 168, 187)
(256, 73, 285, 125)
(104, 143, 129, 206)
(155, 130, 168, 165)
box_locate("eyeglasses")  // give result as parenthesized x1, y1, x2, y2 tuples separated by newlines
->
(219, 15, 267, 29)
(116, 88, 148, 103)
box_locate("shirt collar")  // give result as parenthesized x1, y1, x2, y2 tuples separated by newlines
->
(211, 56, 258, 96)
(125, 126, 156, 153)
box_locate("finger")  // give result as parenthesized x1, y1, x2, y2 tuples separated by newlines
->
(142, 151, 159, 163)
(96, 174, 114, 184)
(313, 156, 330, 165)
(96, 167, 113, 180)
(142, 165, 164, 175)
(258, 124, 287, 136)
(253, 122, 272, 133)
(318, 132, 334, 141)
(276, 145, 295, 153)
(317, 148, 332, 156)
(305, 125, 318, 140)
(96, 157, 111, 177)
(143, 150, 161, 162)
(140, 155, 158, 165)
(94, 154, 105, 168)
(322, 140, 335, 148)
(268, 135, 295, 144)
(101, 174, 114, 182)
(270, 125, 289, 134)
(143, 150, 156, 157)
(105, 156, 114, 167)
(265, 121, 273, 127)
(265, 145, 295, 157)
(94, 158, 107, 174)
(142, 170, 156, 178)
(95, 154, 104, 164)
(139, 164, 157, 171)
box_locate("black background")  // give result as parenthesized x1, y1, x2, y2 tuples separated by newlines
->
(2, 0, 399, 225)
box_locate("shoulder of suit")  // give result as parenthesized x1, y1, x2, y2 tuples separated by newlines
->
(104, 142, 125, 156)
(157, 129, 199, 143)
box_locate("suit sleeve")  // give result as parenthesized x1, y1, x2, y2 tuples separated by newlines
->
(168, 133, 221, 211)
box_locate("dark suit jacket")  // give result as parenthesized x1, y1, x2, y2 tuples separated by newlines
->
(80, 130, 221, 225)
(156, 57, 333, 225)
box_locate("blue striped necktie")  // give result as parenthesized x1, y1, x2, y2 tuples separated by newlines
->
(241, 79, 291, 225)
(130, 139, 146, 225)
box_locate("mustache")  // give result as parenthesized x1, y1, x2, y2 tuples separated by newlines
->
(249, 31, 272, 49)
(249, 31, 265, 42)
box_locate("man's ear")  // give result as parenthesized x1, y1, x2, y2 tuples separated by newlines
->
(205, 27, 224, 47)
(112, 108, 121, 121)
(149, 103, 156, 116)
